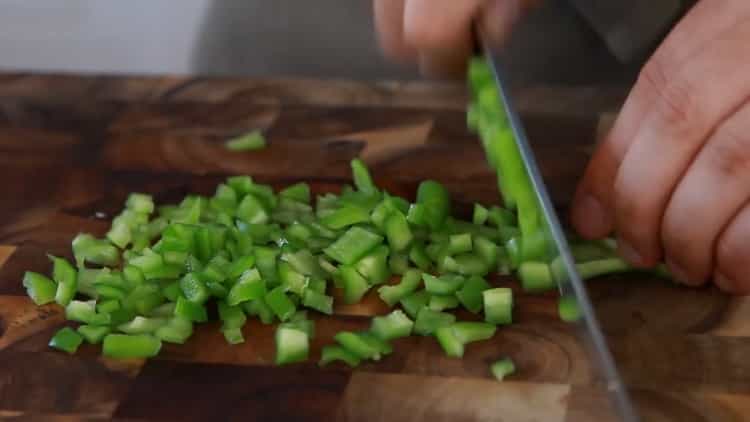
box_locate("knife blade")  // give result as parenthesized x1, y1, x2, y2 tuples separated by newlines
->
(479, 35, 640, 422)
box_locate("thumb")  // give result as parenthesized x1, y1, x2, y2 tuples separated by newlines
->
(479, 0, 533, 48)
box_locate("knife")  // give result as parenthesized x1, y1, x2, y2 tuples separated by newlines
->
(478, 33, 640, 422)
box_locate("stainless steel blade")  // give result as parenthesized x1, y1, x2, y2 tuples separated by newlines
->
(481, 39, 640, 422)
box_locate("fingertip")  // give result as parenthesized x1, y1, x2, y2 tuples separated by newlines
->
(714, 273, 750, 295)
(570, 188, 612, 239)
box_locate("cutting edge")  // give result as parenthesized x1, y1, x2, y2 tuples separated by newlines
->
(480, 41, 640, 422)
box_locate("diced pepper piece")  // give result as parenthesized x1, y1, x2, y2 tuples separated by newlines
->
(319, 345, 361, 367)
(408, 243, 431, 271)
(416, 180, 450, 231)
(162, 281, 182, 302)
(399, 290, 430, 319)
(423, 273, 464, 295)
(225, 130, 267, 151)
(370, 310, 414, 341)
(377, 269, 422, 307)
(265, 286, 297, 322)
(78, 324, 111, 344)
(487, 206, 515, 228)
(49, 327, 84, 354)
(227, 269, 266, 306)
(281, 249, 327, 279)
(490, 358, 516, 381)
(174, 296, 208, 323)
(451, 322, 497, 343)
(66, 300, 111, 325)
(456, 276, 491, 314)
(321, 205, 370, 229)
(483, 288, 513, 325)
(275, 326, 309, 365)
(237, 194, 269, 225)
(406, 203, 427, 227)
(388, 253, 409, 275)
(558, 295, 582, 323)
(227, 255, 256, 279)
(254, 246, 279, 286)
(351, 159, 377, 195)
(126, 193, 155, 215)
(355, 245, 390, 285)
(102, 334, 162, 359)
(442, 254, 491, 276)
(222, 327, 245, 344)
(278, 262, 309, 296)
(518, 261, 555, 292)
(149, 302, 177, 317)
(118, 316, 168, 335)
(97, 299, 121, 314)
(280, 182, 311, 204)
(360, 332, 393, 356)
(23, 271, 57, 305)
(334, 331, 381, 361)
(428, 294, 459, 311)
(435, 325, 464, 357)
(243, 298, 275, 324)
(338, 265, 370, 304)
(324, 227, 383, 265)
(72, 233, 119, 267)
(473, 204, 489, 225)
(473, 236, 499, 268)
(155, 317, 193, 344)
(413, 307, 456, 336)
(384, 212, 413, 252)
(180, 273, 210, 304)
(448, 233, 473, 255)
(218, 301, 247, 330)
(49, 255, 77, 306)
(302, 289, 333, 315)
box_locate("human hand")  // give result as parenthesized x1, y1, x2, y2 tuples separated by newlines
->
(373, 0, 538, 79)
(571, 0, 750, 294)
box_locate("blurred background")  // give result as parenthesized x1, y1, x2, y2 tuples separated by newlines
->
(0, 0, 685, 85)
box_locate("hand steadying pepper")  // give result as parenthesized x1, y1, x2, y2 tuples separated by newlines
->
(374, 0, 750, 294)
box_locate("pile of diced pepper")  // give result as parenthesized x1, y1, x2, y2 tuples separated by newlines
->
(22, 58, 663, 380)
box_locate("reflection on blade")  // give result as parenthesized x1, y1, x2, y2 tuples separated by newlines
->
(481, 40, 640, 422)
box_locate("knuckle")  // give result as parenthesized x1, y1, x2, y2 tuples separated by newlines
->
(638, 59, 705, 139)
(709, 122, 750, 179)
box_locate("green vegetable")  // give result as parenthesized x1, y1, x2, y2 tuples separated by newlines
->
(118, 316, 168, 335)
(483, 288, 513, 325)
(225, 130, 267, 151)
(456, 276, 491, 314)
(558, 295, 582, 322)
(414, 308, 456, 336)
(334, 331, 382, 361)
(174, 296, 208, 322)
(423, 274, 464, 296)
(23, 272, 57, 305)
(226, 269, 266, 306)
(378, 269, 422, 307)
(275, 326, 309, 365)
(155, 317, 193, 344)
(265, 286, 297, 322)
(319, 345, 361, 367)
(324, 227, 383, 265)
(50, 256, 77, 306)
(49, 327, 84, 354)
(102, 334, 162, 359)
(416, 180, 450, 231)
(490, 358, 516, 381)
(78, 325, 111, 344)
(338, 265, 370, 304)
(370, 310, 414, 341)
(428, 294, 459, 311)
(399, 290, 430, 319)
(351, 159, 377, 195)
(302, 289, 333, 315)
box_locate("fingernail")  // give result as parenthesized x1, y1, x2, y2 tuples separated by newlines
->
(618, 240, 644, 267)
(714, 272, 736, 293)
(575, 194, 609, 237)
(666, 259, 690, 285)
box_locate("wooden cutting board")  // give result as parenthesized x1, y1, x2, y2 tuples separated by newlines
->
(0, 74, 748, 422)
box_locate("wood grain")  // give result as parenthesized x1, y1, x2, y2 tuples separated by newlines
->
(0, 72, 744, 421)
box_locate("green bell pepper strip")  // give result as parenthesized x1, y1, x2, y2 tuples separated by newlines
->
(377, 269, 422, 306)
(236, 194, 269, 225)
(280, 182, 311, 204)
(226, 268, 266, 306)
(278, 262, 310, 296)
(472, 204, 489, 225)
(225, 130, 267, 151)
(319, 345, 361, 367)
(422, 274, 464, 296)
(388, 253, 409, 275)
(275, 326, 309, 365)
(384, 211, 413, 252)
(370, 310, 414, 341)
(321, 205, 370, 229)
(413, 307, 456, 336)
(399, 290, 430, 319)
(355, 245, 391, 285)
(155, 317, 193, 344)
(338, 265, 370, 304)
(302, 289, 333, 315)
(103, 334, 162, 359)
(487, 206, 516, 228)
(483, 288, 513, 325)
(406, 203, 427, 227)
(447, 233, 472, 255)
(66, 300, 111, 325)
(72, 233, 119, 267)
(23, 271, 57, 305)
(254, 246, 280, 286)
(180, 273, 210, 304)
(408, 242, 432, 271)
(351, 158, 377, 195)
(49, 327, 84, 354)
(490, 358, 516, 381)
(416, 180, 450, 231)
(118, 316, 168, 335)
(334, 331, 381, 361)
(174, 296, 208, 322)
(243, 298, 275, 324)
(222, 327, 245, 344)
(435, 325, 464, 358)
(265, 286, 297, 321)
(78, 324, 111, 344)
(428, 294, 460, 311)
(324, 226, 384, 265)
(456, 276, 491, 314)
